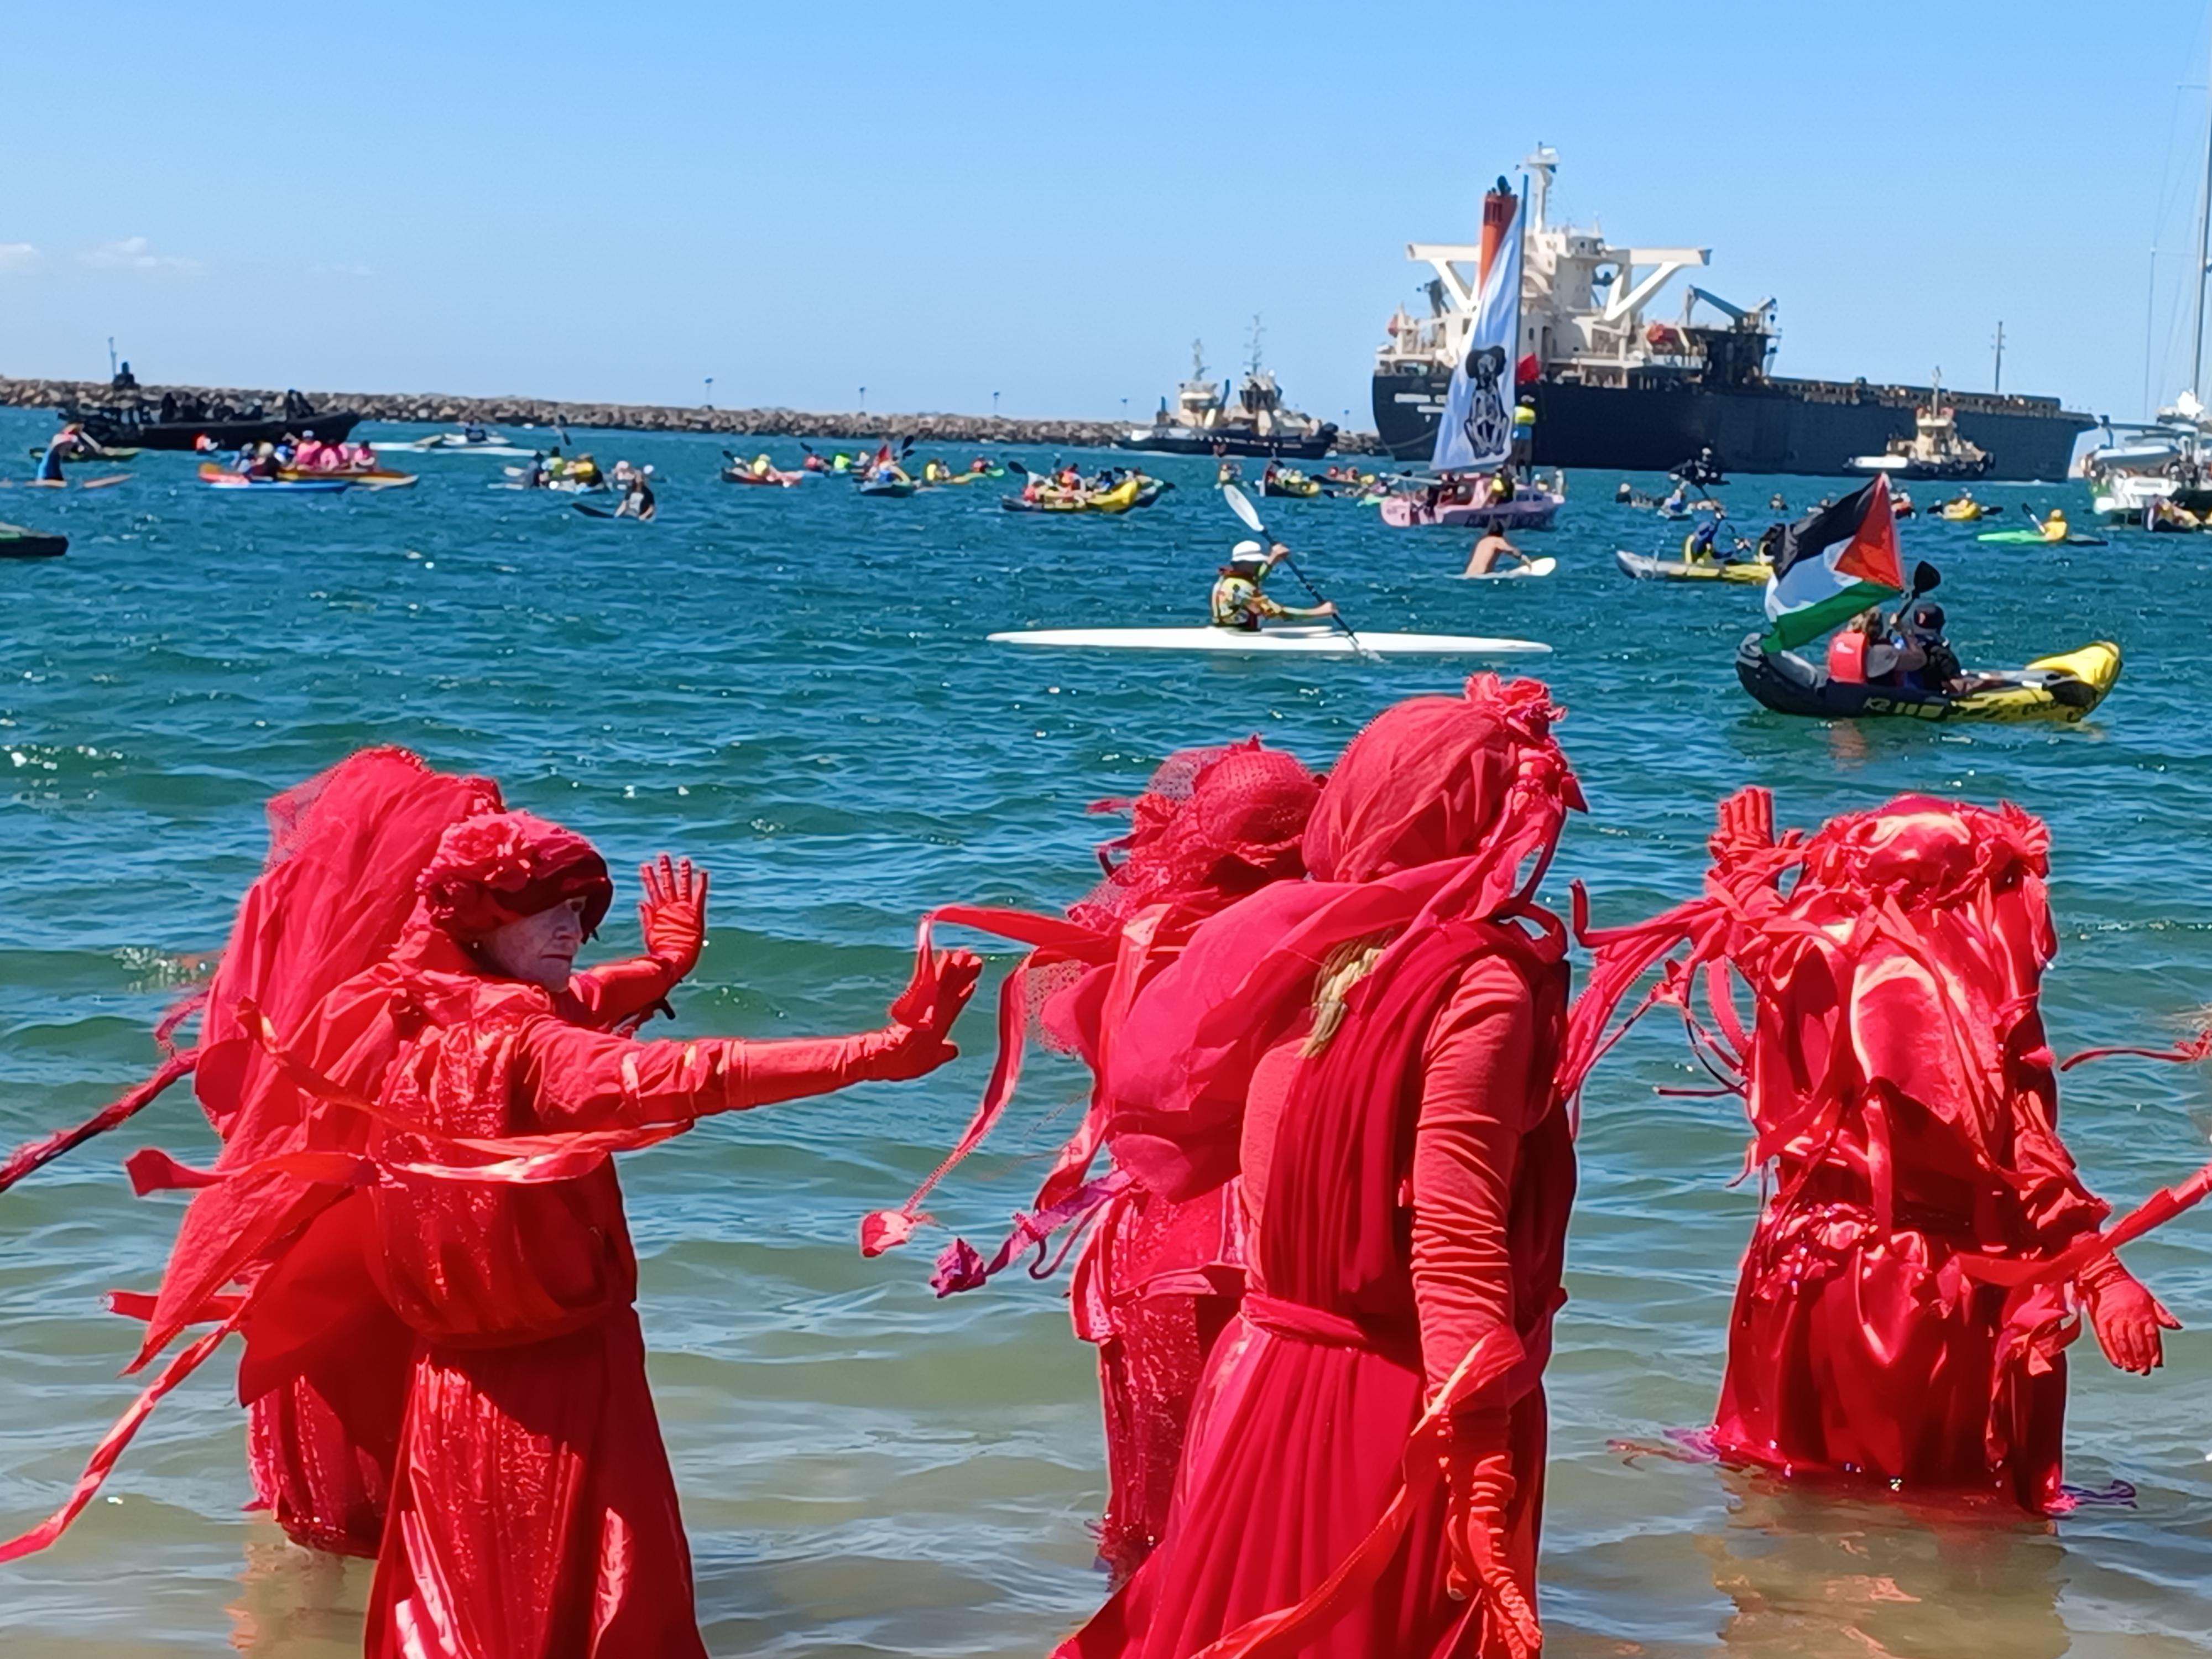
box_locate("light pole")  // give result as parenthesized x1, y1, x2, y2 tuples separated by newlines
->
(859, 386, 867, 415)
(704, 376, 714, 408)
(993, 390, 1000, 416)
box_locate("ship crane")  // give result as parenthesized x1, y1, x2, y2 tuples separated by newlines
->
(1681, 286, 1777, 332)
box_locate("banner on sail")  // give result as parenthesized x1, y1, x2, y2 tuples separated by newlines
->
(1431, 186, 1523, 473)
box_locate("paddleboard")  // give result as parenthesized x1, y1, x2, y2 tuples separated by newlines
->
(1458, 556, 1558, 581)
(988, 626, 1550, 658)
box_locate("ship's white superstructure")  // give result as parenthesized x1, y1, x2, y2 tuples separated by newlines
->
(1376, 147, 1775, 388)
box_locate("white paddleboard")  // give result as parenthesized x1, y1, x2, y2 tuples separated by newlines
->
(1458, 556, 1558, 581)
(989, 626, 1550, 658)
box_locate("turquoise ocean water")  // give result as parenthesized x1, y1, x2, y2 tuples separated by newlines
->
(3, 408, 2211, 1656)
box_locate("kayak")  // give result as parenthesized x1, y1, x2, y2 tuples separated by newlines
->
(200, 463, 351, 493)
(1261, 477, 1322, 498)
(988, 625, 1550, 658)
(721, 467, 804, 487)
(0, 521, 66, 559)
(1937, 503, 1991, 521)
(1001, 477, 1147, 514)
(1734, 635, 2121, 724)
(1614, 550, 1771, 585)
(859, 479, 919, 498)
(1459, 556, 1559, 581)
(1976, 529, 2106, 546)
(276, 468, 418, 489)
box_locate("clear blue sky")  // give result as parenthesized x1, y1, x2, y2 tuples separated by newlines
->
(5, 0, 2209, 427)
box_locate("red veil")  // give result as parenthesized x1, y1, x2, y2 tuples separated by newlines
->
(0, 749, 503, 1559)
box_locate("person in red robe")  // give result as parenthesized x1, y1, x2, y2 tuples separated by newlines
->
(866, 739, 1321, 1580)
(1063, 674, 1584, 1659)
(1, 771, 982, 1659)
(1564, 788, 2178, 1512)
(0, 748, 719, 1559)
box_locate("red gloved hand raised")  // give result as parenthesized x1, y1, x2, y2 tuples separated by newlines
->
(2080, 1255, 2181, 1375)
(639, 854, 709, 979)
(1442, 1411, 1541, 1659)
(870, 945, 984, 1081)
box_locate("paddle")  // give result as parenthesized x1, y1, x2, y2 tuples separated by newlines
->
(1221, 483, 1374, 659)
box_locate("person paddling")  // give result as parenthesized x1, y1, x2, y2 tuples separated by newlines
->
(1464, 519, 1530, 576)
(1209, 540, 1334, 632)
(2033, 505, 2071, 544)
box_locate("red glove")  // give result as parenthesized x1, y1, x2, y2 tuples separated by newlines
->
(639, 854, 709, 979)
(868, 946, 984, 1081)
(2080, 1255, 2180, 1375)
(1441, 1411, 1541, 1659)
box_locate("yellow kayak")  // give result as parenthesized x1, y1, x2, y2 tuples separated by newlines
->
(1615, 550, 1772, 585)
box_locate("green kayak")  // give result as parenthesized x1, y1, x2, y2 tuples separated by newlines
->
(0, 521, 67, 559)
(1976, 529, 2107, 546)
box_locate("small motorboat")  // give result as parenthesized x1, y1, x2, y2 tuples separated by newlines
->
(1735, 635, 2120, 724)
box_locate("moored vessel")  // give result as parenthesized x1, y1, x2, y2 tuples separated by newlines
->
(61, 381, 363, 452)
(1373, 148, 2091, 479)
(1119, 338, 1337, 458)
(1849, 375, 1992, 478)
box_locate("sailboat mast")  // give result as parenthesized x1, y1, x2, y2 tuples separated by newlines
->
(2193, 37, 2212, 395)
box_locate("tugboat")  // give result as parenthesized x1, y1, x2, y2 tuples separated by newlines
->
(1118, 333, 1337, 458)
(1849, 375, 1992, 479)
(57, 374, 363, 452)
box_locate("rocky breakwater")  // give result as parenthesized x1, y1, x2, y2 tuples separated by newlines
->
(0, 377, 1380, 452)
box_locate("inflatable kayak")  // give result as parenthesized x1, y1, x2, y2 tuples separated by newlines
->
(1261, 476, 1322, 498)
(0, 521, 66, 559)
(1459, 556, 1559, 581)
(1977, 529, 2107, 546)
(721, 467, 804, 487)
(1001, 477, 1146, 514)
(1614, 549, 1771, 585)
(859, 479, 919, 498)
(989, 625, 1550, 658)
(1735, 635, 2121, 724)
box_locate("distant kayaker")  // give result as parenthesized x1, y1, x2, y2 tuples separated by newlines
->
(2037, 507, 2070, 544)
(1768, 492, 1787, 512)
(520, 451, 548, 489)
(35, 422, 106, 481)
(750, 453, 775, 478)
(1209, 540, 1333, 632)
(1464, 519, 1530, 576)
(1615, 480, 1634, 503)
(615, 471, 657, 522)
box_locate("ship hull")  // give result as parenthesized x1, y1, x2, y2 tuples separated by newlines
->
(1115, 424, 1337, 460)
(1374, 369, 2089, 481)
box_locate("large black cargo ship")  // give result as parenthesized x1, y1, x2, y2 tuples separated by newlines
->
(1376, 149, 2093, 481)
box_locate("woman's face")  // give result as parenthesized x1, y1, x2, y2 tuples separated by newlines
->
(479, 898, 586, 989)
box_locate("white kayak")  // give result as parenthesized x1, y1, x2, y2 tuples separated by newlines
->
(1458, 556, 1558, 581)
(988, 625, 1550, 657)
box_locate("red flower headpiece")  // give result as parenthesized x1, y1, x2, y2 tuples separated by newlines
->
(417, 811, 612, 941)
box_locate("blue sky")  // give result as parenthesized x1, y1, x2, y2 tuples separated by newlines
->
(4, 1, 2208, 427)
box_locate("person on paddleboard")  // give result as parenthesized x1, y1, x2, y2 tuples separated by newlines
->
(1465, 519, 1530, 576)
(36, 422, 109, 481)
(1209, 540, 1333, 632)
(614, 468, 657, 522)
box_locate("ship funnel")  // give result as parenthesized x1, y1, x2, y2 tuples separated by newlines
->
(1478, 181, 1517, 288)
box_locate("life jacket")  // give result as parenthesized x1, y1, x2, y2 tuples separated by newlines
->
(1827, 629, 1869, 685)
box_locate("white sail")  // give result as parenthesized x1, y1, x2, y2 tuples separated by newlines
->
(1431, 189, 1522, 472)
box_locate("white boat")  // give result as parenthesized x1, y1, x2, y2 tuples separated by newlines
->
(988, 625, 1550, 656)
(1847, 374, 1992, 479)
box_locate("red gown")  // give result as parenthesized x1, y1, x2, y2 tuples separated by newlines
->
(352, 933, 934, 1657)
(1069, 927, 1572, 1659)
(1708, 930, 2107, 1510)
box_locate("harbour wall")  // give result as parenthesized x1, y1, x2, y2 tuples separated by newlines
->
(0, 377, 1381, 453)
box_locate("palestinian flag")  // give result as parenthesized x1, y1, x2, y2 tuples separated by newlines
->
(1760, 475, 1905, 651)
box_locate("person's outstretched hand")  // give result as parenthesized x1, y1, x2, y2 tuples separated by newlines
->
(877, 945, 984, 1079)
(2083, 1259, 2182, 1375)
(1708, 787, 1775, 866)
(1442, 1415, 1541, 1659)
(639, 854, 709, 980)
